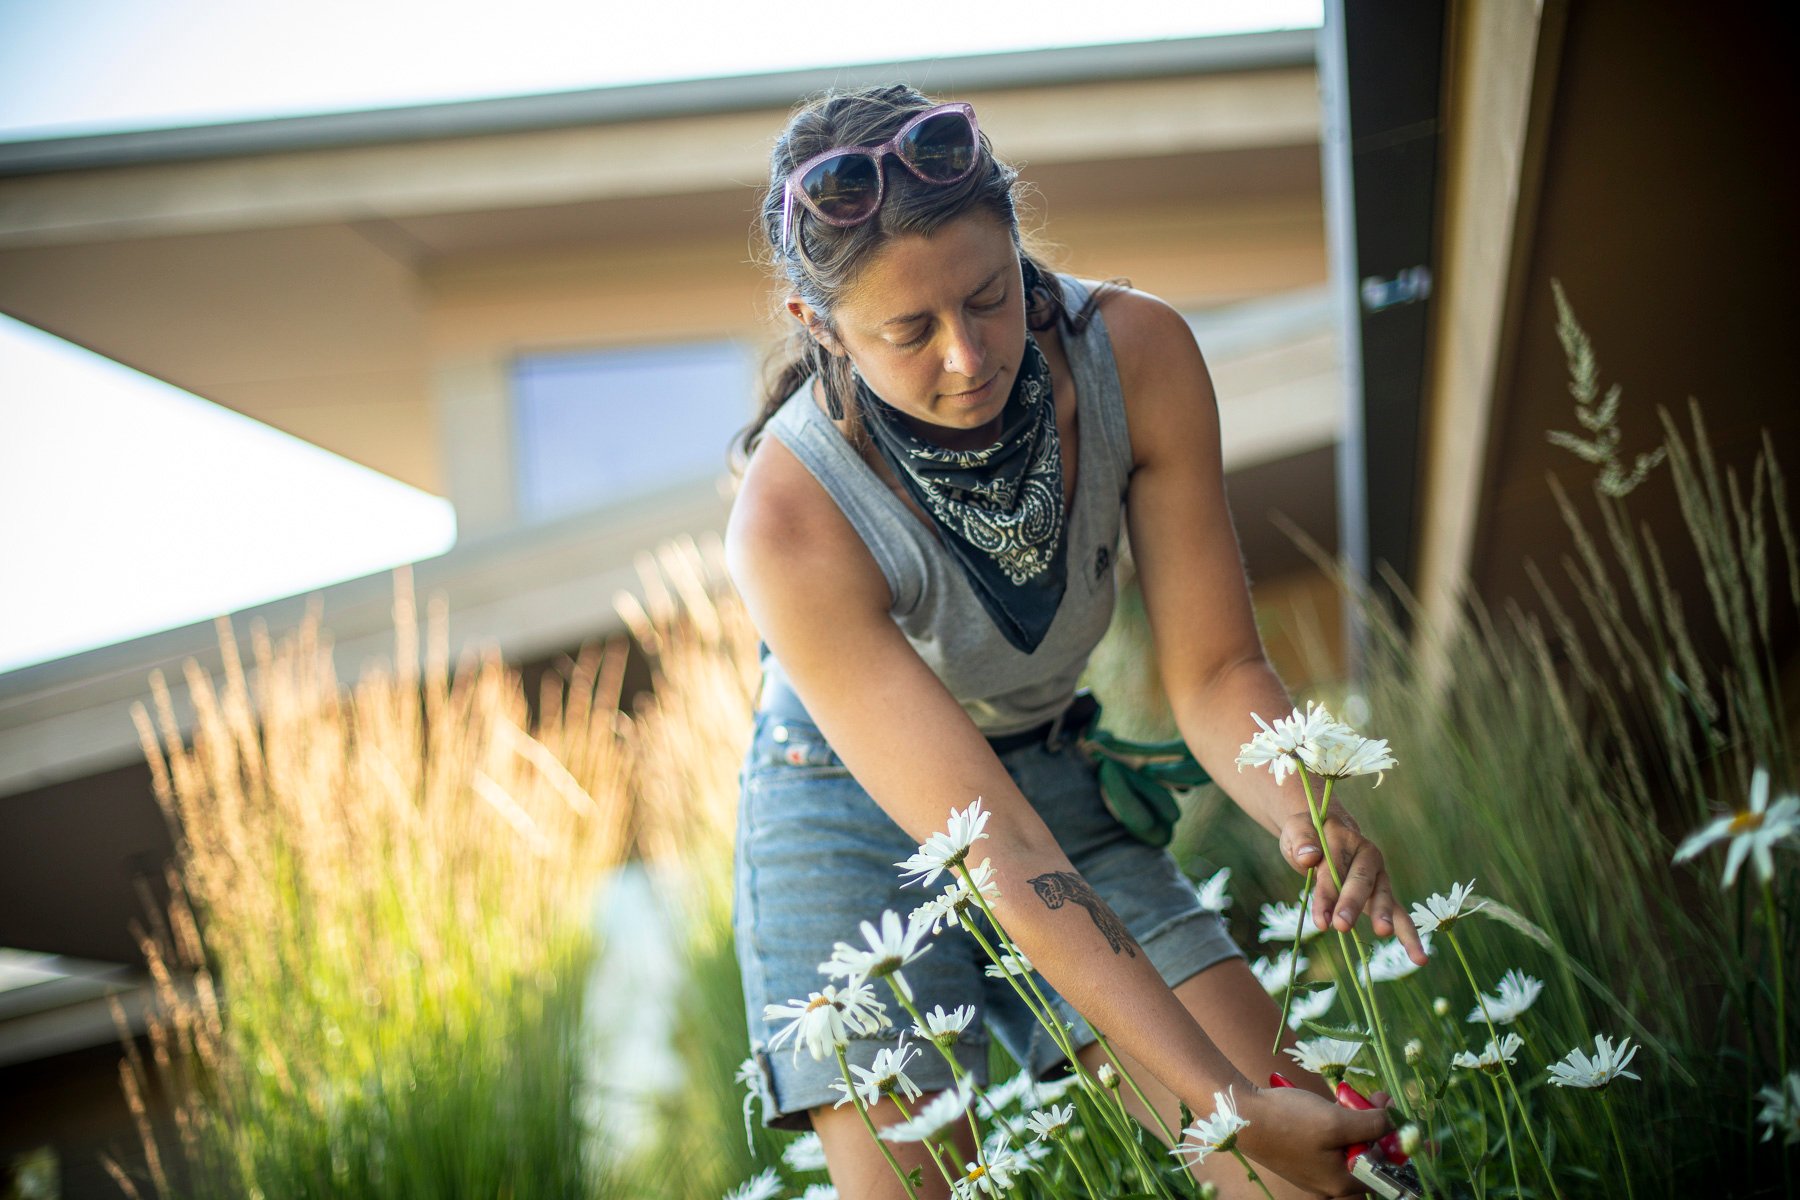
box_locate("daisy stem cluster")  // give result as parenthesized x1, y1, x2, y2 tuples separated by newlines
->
(889, 1091, 965, 1192)
(957, 865, 1178, 1198)
(1297, 769, 1406, 1110)
(1090, 1028, 1179, 1145)
(1271, 865, 1315, 1055)
(1444, 927, 1562, 1199)
(835, 1044, 922, 1200)
(884, 984, 991, 1166)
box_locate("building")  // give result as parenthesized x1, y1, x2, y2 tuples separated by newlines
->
(0, 30, 1343, 1194)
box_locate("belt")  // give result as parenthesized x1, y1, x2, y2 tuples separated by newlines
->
(759, 674, 1099, 758)
(984, 691, 1100, 756)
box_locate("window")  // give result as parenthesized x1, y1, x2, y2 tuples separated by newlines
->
(512, 339, 751, 521)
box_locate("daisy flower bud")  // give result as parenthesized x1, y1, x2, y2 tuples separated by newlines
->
(1432, 996, 1451, 1018)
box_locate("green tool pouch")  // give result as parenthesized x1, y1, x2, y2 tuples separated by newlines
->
(1074, 706, 1213, 848)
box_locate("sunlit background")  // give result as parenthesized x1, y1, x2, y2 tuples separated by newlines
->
(0, 0, 1321, 674)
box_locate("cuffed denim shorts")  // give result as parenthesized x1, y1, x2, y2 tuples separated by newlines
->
(733, 708, 1244, 1131)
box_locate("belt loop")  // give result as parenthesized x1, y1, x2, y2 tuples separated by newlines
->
(1043, 707, 1072, 754)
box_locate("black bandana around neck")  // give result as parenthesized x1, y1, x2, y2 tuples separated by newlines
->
(856, 334, 1068, 654)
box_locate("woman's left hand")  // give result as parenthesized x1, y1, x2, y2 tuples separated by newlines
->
(1279, 810, 1428, 965)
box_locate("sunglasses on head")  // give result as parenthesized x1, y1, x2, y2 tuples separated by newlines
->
(780, 102, 982, 253)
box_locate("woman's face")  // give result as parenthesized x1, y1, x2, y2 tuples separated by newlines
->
(804, 210, 1026, 449)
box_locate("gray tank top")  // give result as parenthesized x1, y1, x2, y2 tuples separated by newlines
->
(759, 274, 1132, 736)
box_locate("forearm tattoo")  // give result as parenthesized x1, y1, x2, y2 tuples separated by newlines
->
(1028, 871, 1139, 957)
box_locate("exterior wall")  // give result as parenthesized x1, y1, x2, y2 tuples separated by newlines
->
(1418, 0, 1799, 650)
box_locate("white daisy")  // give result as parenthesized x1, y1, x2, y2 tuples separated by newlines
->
(1284, 1036, 1370, 1082)
(1170, 1086, 1250, 1166)
(800, 1186, 839, 1200)
(1467, 969, 1544, 1025)
(1409, 879, 1487, 935)
(1251, 949, 1310, 996)
(831, 1036, 924, 1109)
(1674, 765, 1800, 888)
(820, 909, 935, 1002)
(1756, 1071, 1800, 1145)
(911, 859, 1001, 934)
(1545, 1034, 1641, 1090)
(721, 1167, 783, 1200)
(764, 981, 890, 1064)
(782, 1130, 828, 1172)
(897, 798, 992, 888)
(1298, 727, 1397, 784)
(984, 950, 1035, 979)
(1404, 1038, 1423, 1065)
(1287, 985, 1337, 1031)
(1024, 1102, 1076, 1142)
(1452, 1033, 1524, 1073)
(1360, 933, 1431, 984)
(977, 1070, 1037, 1117)
(912, 1003, 977, 1050)
(1259, 899, 1326, 944)
(1193, 866, 1233, 913)
(878, 1077, 975, 1144)
(951, 1148, 1029, 1197)
(1235, 704, 1338, 785)
(1019, 1073, 1081, 1109)
(1000, 1134, 1052, 1165)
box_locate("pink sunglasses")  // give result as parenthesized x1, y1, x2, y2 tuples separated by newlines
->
(780, 102, 982, 253)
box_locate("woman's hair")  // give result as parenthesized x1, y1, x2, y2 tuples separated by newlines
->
(734, 84, 1115, 462)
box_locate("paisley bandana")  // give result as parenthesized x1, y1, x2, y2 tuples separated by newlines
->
(857, 335, 1067, 654)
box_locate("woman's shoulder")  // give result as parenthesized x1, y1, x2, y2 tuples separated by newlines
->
(1058, 281, 1205, 393)
(726, 423, 888, 610)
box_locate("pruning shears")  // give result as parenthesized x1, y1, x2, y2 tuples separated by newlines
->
(1269, 1072, 1424, 1200)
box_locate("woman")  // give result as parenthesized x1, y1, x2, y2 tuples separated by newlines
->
(726, 85, 1425, 1198)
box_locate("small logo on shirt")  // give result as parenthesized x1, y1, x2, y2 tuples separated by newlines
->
(1094, 546, 1111, 580)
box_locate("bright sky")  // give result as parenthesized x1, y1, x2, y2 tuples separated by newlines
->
(0, 0, 1321, 674)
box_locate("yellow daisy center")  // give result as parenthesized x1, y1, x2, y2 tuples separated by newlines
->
(1729, 810, 1764, 834)
(964, 1165, 987, 1180)
(806, 995, 833, 1012)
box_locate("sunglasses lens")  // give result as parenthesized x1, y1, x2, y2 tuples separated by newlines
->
(800, 153, 881, 222)
(901, 111, 977, 181)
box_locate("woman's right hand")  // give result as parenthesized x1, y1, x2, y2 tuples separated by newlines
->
(1233, 1083, 1395, 1196)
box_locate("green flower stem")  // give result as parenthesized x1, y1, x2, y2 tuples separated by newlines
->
(1272, 864, 1315, 1054)
(1406, 1062, 1444, 1200)
(952, 906, 1146, 1170)
(1763, 879, 1788, 1083)
(958, 870, 1178, 1200)
(836, 1045, 921, 1200)
(888, 1092, 966, 1192)
(887, 984, 991, 1165)
(1062, 1135, 1103, 1198)
(1486, 1072, 1522, 1200)
(1228, 1146, 1280, 1200)
(1600, 1090, 1636, 1200)
(1091, 1027, 1178, 1144)
(1444, 928, 1563, 1199)
(1300, 770, 1405, 1105)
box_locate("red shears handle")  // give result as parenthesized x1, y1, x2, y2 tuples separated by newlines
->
(1268, 1072, 1407, 1164)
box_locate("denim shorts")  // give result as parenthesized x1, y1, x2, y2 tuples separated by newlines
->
(733, 708, 1244, 1131)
